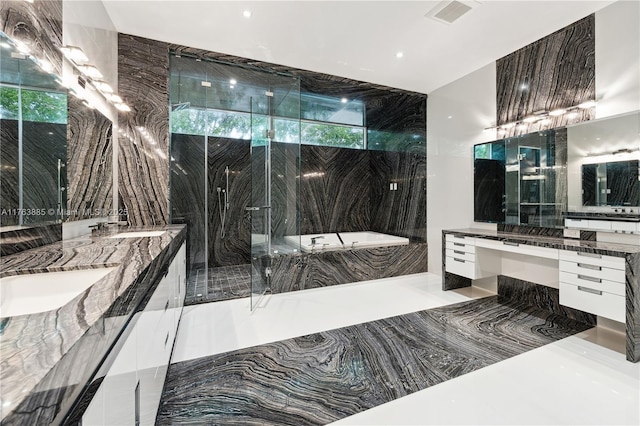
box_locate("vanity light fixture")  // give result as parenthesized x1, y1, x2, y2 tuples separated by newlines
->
(549, 108, 566, 116)
(114, 103, 131, 112)
(578, 100, 597, 109)
(60, 45, 89, 63)
(77, 64, 103, 79)
(93, 81, 113, 93)
(486, 100, 597, 133)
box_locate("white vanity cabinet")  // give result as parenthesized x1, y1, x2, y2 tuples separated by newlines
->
(559, 250, 626, 323)
(83, 242, 186, 425)
(444, 234, 477, 279)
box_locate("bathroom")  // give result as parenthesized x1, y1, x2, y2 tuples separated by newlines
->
(0, 0, 639, 425)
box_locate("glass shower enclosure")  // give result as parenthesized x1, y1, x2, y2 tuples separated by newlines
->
(169, 55, 300, 311)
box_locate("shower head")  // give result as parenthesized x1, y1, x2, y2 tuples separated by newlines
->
(171, 101, 191, 112)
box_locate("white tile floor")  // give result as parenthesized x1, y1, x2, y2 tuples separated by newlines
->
(171, 272, 640, 425)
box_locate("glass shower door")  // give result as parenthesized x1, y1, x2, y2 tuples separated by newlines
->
(249, 95, 271, 310)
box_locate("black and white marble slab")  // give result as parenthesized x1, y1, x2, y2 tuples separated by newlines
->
(496, 15, 595, 137)
(271, 243, 428, 294)
(117, 33, 171, 226)
(0, 0, 63, 77)
(0, 225, 186, 424)
(157, 296, 591, 425)
(67, 96, 113, 221)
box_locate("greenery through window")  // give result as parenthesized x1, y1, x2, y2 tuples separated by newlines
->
(0, 86, 67, 124)
(170, 93, 366, 149)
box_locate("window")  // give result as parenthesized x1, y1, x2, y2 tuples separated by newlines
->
(0, 86, 67, 123)
(170, 92, 367, 149)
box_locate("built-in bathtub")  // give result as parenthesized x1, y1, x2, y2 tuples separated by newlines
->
(284, 231, 409, 253)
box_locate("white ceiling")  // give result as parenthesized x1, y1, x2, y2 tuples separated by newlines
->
(101, 0, 615, 94)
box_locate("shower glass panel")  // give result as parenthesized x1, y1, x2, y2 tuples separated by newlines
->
(249, 76, 301, 311)
(169, 54, 300, 310)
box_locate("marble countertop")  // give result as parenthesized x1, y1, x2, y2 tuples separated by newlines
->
(444, 228, 640, 256)
(0, 225, 186, 423)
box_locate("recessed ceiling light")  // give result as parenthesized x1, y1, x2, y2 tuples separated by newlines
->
(341, 98, 348, 103)
(519, 83, 529, 91)
(447, 115, 453, 119)
(115, 103, 131, 112)
(230, 78, 237, 85)
(243, 10, 252, 18)
(395, 52, 404, 58)
(109, 94, 123, 103)
(94, 81, 113, 93)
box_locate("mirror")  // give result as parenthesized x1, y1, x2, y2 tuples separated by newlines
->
(582, 160, 639, 206)
(474, 129, 566, 227)
(568, 111, 640, 211)
(0, 31, 68, 228)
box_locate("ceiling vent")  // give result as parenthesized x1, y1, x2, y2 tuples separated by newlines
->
(426, 1, 475, 25)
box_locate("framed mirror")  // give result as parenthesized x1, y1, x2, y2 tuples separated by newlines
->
(568, 111, 640, 211)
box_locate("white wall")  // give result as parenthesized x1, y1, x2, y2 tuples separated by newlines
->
(595, 0, 640, 119)
(426, 63, 497, 273)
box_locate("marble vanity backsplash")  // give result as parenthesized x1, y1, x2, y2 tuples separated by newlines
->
(0, 225, 186, 425)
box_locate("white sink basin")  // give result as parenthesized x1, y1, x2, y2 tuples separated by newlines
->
(109, 231, 165, 238)
(0, 267, 117, 318)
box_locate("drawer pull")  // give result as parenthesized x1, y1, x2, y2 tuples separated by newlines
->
(453, 235, 465, 240)
(577, 286, 603, 295)
(577, 274, 602, 283)
(577, 252, 602, 259)
(453, 242, 465, 247)
(454, 258, 465, 263)
(577, 263, 602, 271)
(453, 250, 465, 255)
(165, 332, 170, 347)
(164, 300, 170, 311)
(503, 241, 519, 247)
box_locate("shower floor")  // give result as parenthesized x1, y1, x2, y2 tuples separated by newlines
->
(185, 264, 251, 305)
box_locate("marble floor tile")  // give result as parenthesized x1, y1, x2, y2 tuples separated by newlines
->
(165, 273, 638, 425)
(185, 264, 251, 305)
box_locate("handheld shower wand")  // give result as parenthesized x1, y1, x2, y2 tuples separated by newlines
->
(217, 166, 230, 239)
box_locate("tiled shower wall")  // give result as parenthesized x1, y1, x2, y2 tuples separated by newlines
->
(120, 34, 427, 268)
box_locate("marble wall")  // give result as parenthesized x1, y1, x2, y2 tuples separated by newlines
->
(117, 33, 170, 226)
(496, 15, 595, 137)
(300, 145, 370, 234)
(67, 96, 113, 221)
(0, 0, 63, 76)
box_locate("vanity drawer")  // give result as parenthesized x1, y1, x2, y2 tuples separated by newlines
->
(610, 221, 639, 233)
(559, 250, 625, 271)
(559, 271, 625, 296)
(588, 220, 612, 231)
(445, 249, 475, 262)
(565, 218, 587, 228)
(560, 282, 625, 323)
(445, 256, 476, 279)
(445, 240, 476, 254)
(445, 233, 475, 245)
(559, 260, 625, 283)
(474, 238, 558, 260)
